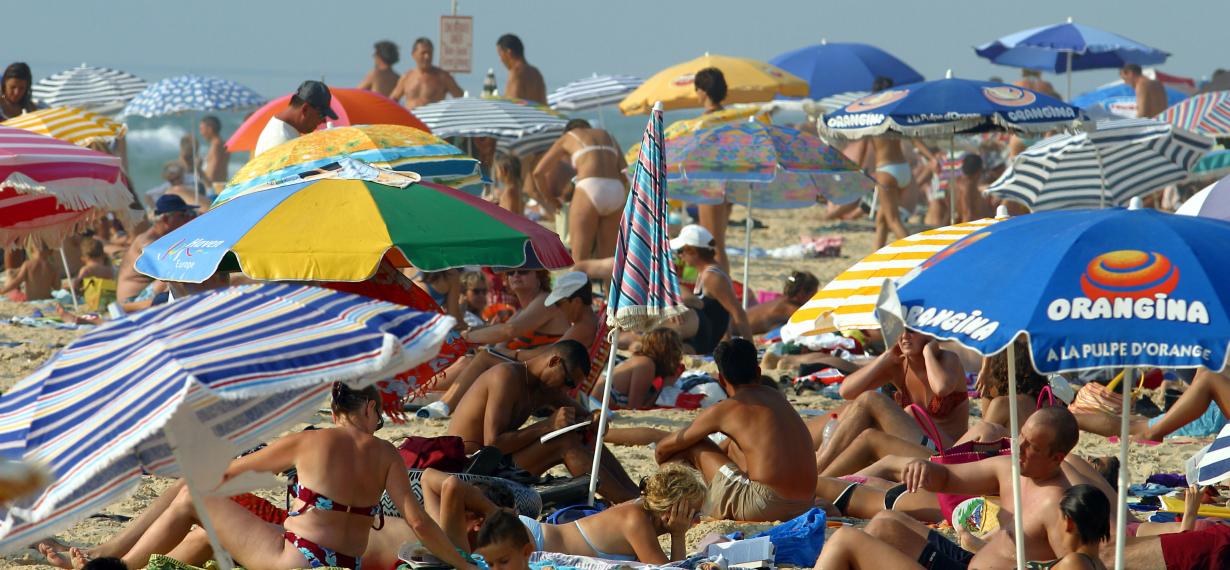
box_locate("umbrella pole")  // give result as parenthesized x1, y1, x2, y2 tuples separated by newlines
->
(1113, 368, 1133, 570)
(1065, 52, 1074, 101)
(948, 134, 956, 224)
(190, 112, 200, 205)
(742, 192, 753, 309)
(1006, 341, 1025, 570)
(588, 329, 620, 505)
(165, 425, 236, 570)
(58, 247, 80, 313)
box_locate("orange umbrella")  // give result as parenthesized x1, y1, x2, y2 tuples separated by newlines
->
(225, 87, 430, 151)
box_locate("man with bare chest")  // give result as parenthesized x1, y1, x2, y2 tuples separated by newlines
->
(392, 38, 462, 109)
(359, 40, 401, 98)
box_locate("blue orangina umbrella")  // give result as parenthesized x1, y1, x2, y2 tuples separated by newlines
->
(877, 207, 1230, 570)
(768, 40, 924, 100)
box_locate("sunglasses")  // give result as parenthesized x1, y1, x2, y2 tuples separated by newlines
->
(560, 359, 578, 389)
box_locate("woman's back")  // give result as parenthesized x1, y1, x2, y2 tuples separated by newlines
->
(566, 128, 622, 178)
(283, 428, 395, 551)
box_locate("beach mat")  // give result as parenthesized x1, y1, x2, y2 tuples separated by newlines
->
(1160, 495, 1230, 519)
(146, 554, 346, 570)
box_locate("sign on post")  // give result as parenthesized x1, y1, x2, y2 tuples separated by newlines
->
(439, 15, 473, 74)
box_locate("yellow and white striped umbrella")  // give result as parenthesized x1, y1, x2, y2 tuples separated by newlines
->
(782, 217, 1004, 340)
(1, 106, 126, 147)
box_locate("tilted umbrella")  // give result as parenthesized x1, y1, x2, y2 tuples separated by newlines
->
(225, 87, 432, 152)
(32, 64, 147, 116)
(877, 207, 1230, 570)
(1176, 174, 1230, 221)
(589, 102, 689, 503)
(769, 40, 923, 100)
(987, 118, 1212, 211)
(619, 53, 807, 115)
(1158, 90, 1230, 138)
(2, 106, 126, 147)
(781, 215, 1004, 341)
(549, 74, 644, 112)
(0, 283, 455, 561)
(975, 17, 1169, 98)
(136, 162, 572, 284)
(216, 124, 482, 203)
(1189, 148, 1230, 182)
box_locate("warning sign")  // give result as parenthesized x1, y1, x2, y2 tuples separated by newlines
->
(439, 15, 473, 74)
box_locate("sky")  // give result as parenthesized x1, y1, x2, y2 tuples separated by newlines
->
(8, 0, 1229, 101)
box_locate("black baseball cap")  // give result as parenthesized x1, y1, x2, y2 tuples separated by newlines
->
(154, 194, 199, 216)
(295, 80, 338, 120)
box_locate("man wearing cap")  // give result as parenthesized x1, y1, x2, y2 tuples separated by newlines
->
(254, 80, 338, 156)
(116, 195, 199, 302)
(422, 271, 599, 419)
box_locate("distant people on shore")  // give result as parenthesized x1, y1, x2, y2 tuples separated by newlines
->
(391, 38, 462, 109)
(1121, 63, 1167, 118)
(1, 62, 36, 120)
(535, 119, 627, 260)
(254, 80, 336, 156)
(359, 40, 401, 98)
(198, 115, 229, 192)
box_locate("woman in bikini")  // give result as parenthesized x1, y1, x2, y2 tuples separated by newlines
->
(667, 224, 751, 354)
(420, 269, 572, 418)
(534, 119, 627, 261)
(814, 330, 968, 474)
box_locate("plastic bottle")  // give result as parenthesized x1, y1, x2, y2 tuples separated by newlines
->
(482, 68, 497, 97)
(821, 413, 840, 441)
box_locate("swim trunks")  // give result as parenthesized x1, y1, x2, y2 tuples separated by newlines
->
(918, 530, 973, 570)
(705, 463, 811, 522)
(1159, 523, 1230, 569)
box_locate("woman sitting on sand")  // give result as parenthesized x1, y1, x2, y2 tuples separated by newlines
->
(666, 224, 750, 354)
(42, 384, 479, 570)
(813, 330, 968, 473)
(591, 328, 685, 410)
(432, 466, 706, 564)
(744, 271, 819, 336)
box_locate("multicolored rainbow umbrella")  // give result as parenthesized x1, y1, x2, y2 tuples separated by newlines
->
(216, 124, 482, 204)
(1159, 91, 1230, 138)
(137, 164, 572, 283)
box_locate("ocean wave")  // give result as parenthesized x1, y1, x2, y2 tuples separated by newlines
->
(125, 125, 189, 153)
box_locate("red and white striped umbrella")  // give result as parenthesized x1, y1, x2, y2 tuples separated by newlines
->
(0, 126, 132, 245)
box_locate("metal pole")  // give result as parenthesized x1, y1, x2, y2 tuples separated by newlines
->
(451, 0, 458, 15)
(1006, 341, 1025, 570)
(58, 247, 80, 313)
(948, 134, 956, 224)
(1113, 368, 1133, 570)
(166, 423, 236, 570)
(1065, 52, 1074, 101)
(588, 329, 620, 504)
(741, 190, 753, 309)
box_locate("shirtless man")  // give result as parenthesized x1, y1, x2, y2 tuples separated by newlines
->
(745, 271, 819, 335)
(497, 34, 546, 105)
(1120, 64, 1167, 119)
(198, 116, 229, 192)
(814, 330, 968, 472)
(446, 340, 639, 502)
(0, 243, 58, 301)
(431, 272, 599, 417)
(954, 154, 991, 224)
(391, 38, 462, 109)
(359, 40, 400, 98)
(116, 195, 197, 302)
(867, 77, 914, 249)
(866, 407, 1107, 569)
(655, 339, 817, 521)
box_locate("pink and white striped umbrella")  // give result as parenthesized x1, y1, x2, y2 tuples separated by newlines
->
(0, 126, 132, 245)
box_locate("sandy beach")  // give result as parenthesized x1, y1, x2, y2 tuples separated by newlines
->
(0, 205, 1211, 568)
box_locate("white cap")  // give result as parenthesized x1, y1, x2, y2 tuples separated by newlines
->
(669, 224, 715, 251)
(544, 271, 589, 306)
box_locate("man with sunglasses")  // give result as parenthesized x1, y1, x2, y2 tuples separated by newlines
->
(447, 339, 639, 502)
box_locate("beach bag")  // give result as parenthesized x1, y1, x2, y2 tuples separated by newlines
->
(398, 436, 467, 472)
(751, 507, 827, 566)
(1068, 370, 1146, 416)
(82, 277, 117, 311)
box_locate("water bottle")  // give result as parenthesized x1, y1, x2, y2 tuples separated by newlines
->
(482, 68, 497, 97)
(821, 413, 840, 442)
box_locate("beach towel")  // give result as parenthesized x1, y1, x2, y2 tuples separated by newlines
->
(398, 436, 467, 471)
(380, 470, 542, 519)
(145, 554, 346, 570)
(751, 507, 827, 566)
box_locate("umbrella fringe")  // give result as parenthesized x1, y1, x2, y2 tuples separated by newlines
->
(609, 304, 690, 332)
(0, 214, 105, 248)
(0, 173, 134, 213)
(819, 116, 1087, 139)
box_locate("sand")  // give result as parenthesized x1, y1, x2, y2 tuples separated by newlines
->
(0, 205, 1210, 567)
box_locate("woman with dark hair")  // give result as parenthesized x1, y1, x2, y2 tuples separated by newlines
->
(534, 118, 628, 260)
(1050, 484, 1110, 569)
(1, 62, 36, 119)
(691, 67, 736, 272)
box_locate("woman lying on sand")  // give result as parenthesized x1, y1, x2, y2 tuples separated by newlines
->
(590, 327, 685, 409)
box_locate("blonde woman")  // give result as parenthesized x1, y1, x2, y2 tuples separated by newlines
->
(593, 328, 684, 409)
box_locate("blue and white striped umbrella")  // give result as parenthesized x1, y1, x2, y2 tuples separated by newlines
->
(496, 127, 564, 158)
(0, 283, 454, 552)
(988, 119, 1212, 211)
(1197, 423, 1230, 485)
(32, 64, 147, 116)
(121, 74, 266, 118)
(411, 96, 567, 139)
(548, 74, 644, 112)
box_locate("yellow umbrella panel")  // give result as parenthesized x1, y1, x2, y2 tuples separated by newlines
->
(619, 53, 807, 115)
(2, 107, 125, 147)
(781, 217, 1004, 340)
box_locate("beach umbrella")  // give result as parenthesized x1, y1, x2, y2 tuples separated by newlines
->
(619, 53, 807, 115)
(1157, 91, 1230, 137)
(768, 40, 924, 101)
(216, 124, 482, 203)
(225, 87, 431, 152)
(1189, 148, 1230, 182)
(975, 18, 1169, 98)
(31, 64, 147, 116)
(1071, 81, 1188, 119)
(987, 118, 1213, 211)
(411, 96, 567, 139)
(2, 107, 126, 147)
(121, 75, 266, 118)
(548, 74, 644, 112)
(0, 283, 455, 561)
(496, 126, 566, 159)
(816, 91, 869, 113)
(666, 121, 872, 306)
(1176, 175, 1230, 221)
(589, 102, 689, 503)
(781, 215, 1004, 342)
(876, 206, 1230, 570)
(1196, 424, 1230, 485)
(135, 162, 572, 284)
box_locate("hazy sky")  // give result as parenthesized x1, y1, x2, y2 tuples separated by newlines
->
(9, 0, 1227, 101)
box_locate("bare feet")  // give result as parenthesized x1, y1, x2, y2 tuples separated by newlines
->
(36, 540, 72, 569)
(69, 547, 90, 569)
